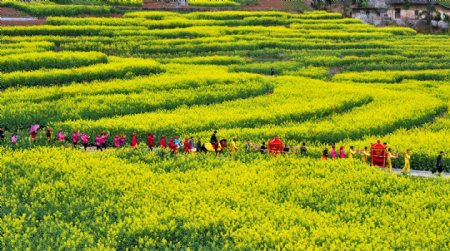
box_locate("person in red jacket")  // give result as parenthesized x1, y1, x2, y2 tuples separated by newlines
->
(169, 137, 177, 156)
(147, 132, 155, 150)
(160, 135, 167, 148)
(30, 130, 37, 142)
(46, 128, 52, 142)
(184, 138, 190, 153)
(131, 132, 138, 148)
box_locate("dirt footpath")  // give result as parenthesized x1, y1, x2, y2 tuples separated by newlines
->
(143, 0, 297, 11)
(243, 0, 284, 10)
(0, 7, 46, 26)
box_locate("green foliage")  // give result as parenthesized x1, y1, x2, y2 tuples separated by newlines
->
(0, 58, 163, 88)
(49, 0, 142, 7)
(0, 1, 113, 16)
(0, 148, 449, 249)
(0, 51, 107, 73)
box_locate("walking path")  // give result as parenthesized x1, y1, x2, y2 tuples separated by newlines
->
(0, 17, 37, 21)
(0, 17, 45, 25)
(84, 146, 449, 178)
(391, 168, 449, 178)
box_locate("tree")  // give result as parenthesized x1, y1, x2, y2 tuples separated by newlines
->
(426, 0, 436, 32)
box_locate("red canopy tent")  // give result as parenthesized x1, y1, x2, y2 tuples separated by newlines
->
(371, 140, 387, 167)
(268, 137, 283, 155)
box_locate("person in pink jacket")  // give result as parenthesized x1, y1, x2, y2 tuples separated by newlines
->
(81, 133, 89, 151)
(95, 135, 102, 151)
(11, 132, 17, 145)
(331, 145, 337, 159)
(114, 135, 121, 148)
(72, 130, 80, 148)
(100, 131, 109, 149)
(340, 146, 346, 158)
(119, 134, 126, 147)
(57, 129, 66, 143)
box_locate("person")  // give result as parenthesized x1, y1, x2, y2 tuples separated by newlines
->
(283, 144, 290, 154)
(402, 149, 411, 174)
(30, 130, 37, 142)
(160, 135, 167, 148)
(245, 140, 251, 153)
(29, 125, 38, 142)
(189, 137, 195, 149)
(57, 129, 66, 143)
(231, 138, 238, 154)
(260, 142, 266, 154)
(348, 146, 356, 159)
(183, 138, 190, 153)
(433, 151, 444, 176)
(339, 146, 346, 158)
(72, 130, 80, 148)
(169, 137, 177, 156)
(95, 135, 102, 151)
(0, 127, 5, 142)
(101, 131, 109, 149)
(330, 145, 337, 159)
(11, 132, 17, 145)
(119, 134, 126, 147)
(196, 138, 202, 153)
(174, 135, 181, 147)
(131, 132, 138, 148)
(147, 132, 155, 150)
(386, 148, 396, 172)
(46, 128, 52, 142)
(81, 133, 89, 151)
(114, 135, 121, 148)
(300, 142, 307, 155)
(270, 66, 275, 76)
(322, 148, 329, 160)
(210, 130, 218, 152)
(383, 142, 389, 164)
(362, 146, 370, 164)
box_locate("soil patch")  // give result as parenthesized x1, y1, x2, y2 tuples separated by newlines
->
(0, 7, 31, 17)
(0, 18, 46, 26)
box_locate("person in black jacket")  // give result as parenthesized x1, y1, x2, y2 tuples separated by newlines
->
(433, 151, 445, 176)
(300, 142, 307, 155)
(260, 142, 267, 154)
(210, 130, 218, 152)
(0, 128, 4, 142)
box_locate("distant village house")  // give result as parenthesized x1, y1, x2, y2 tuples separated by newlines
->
(351, 0, 450, 28)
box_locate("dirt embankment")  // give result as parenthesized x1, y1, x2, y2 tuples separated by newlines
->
(0, 7, 46, 26)
(143, 0, 309, 11)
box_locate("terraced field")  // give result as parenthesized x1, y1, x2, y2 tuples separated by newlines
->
(0, 9, 449, 250)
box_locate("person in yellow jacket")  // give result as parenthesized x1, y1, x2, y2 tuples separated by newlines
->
(348, 146, 356, 159)
(230, 138, 238, 153)
(386, 148, 396, 172)
(402, 149, 411, 174)
(362, 146, 370, 164)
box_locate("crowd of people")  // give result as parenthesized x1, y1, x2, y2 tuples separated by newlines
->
(0, 126, 446, 176)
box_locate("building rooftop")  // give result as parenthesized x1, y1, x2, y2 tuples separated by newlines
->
(388, 0, 435, 4)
